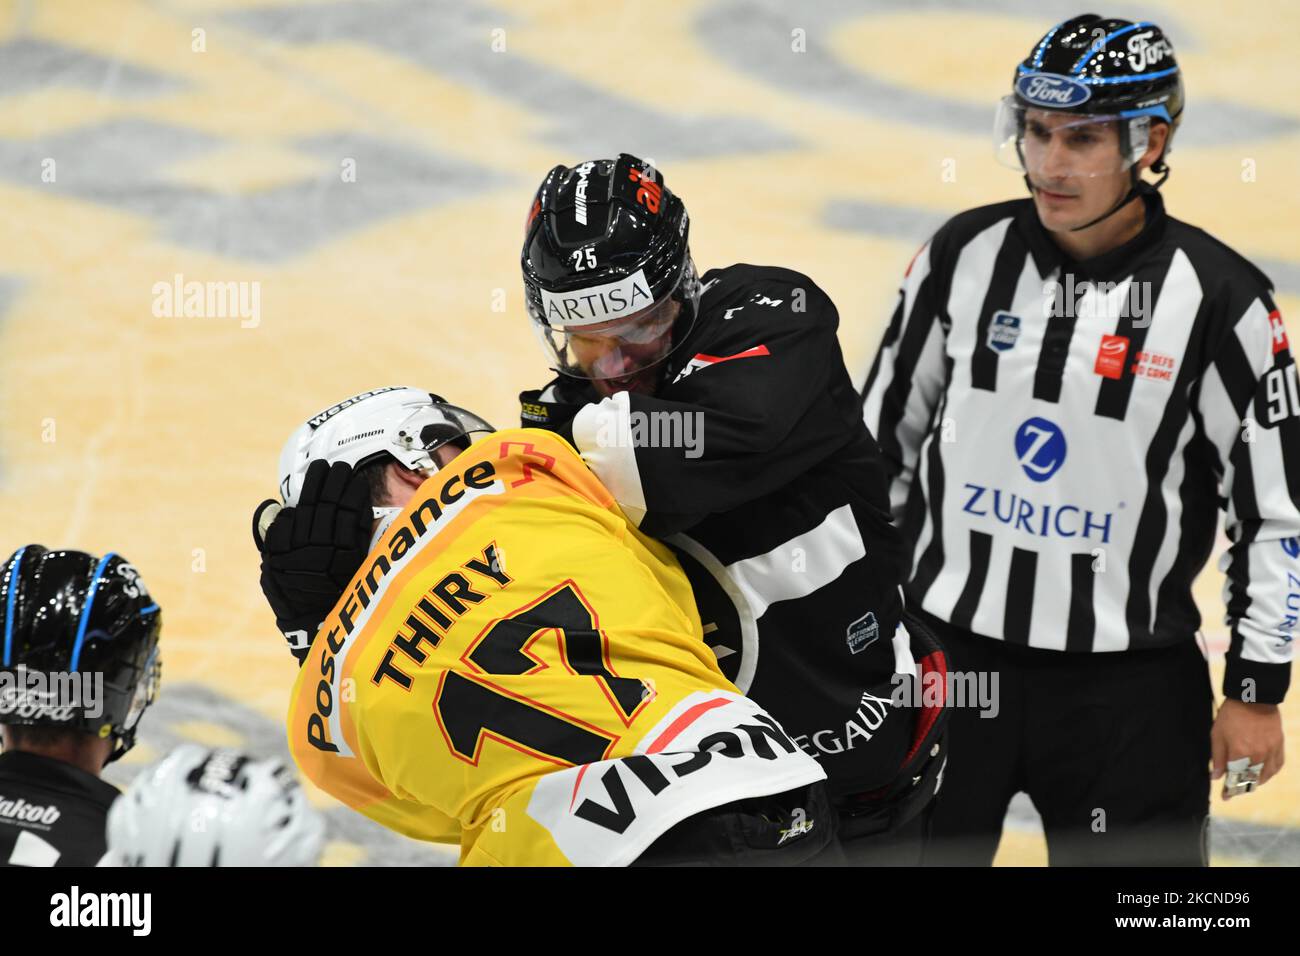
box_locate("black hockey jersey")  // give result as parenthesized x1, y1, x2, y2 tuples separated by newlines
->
(0, 750, 117, 867)
(520, 264, 917, 796)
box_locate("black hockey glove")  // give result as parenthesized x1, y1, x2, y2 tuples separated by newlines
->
(519, 379, 595, 436)
(252, 460, 371, 665)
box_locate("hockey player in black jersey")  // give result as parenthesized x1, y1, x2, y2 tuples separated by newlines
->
(516, 154, 948, 860)
(0, 546, 162, 867)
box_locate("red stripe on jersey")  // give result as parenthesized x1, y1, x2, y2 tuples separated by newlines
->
(569, 762, 591, 812)
(903, 242, 925, 279)
(692, 344, 771, 365)
(645, 697, 731, 754)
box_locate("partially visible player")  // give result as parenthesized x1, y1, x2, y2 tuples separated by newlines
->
(104, 744, 325, 867)
(260, 387, 836, 866)
(0, 546, 162, 867)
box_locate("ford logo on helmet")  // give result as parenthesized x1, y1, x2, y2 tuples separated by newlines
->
(1016, 72, 1092, 109)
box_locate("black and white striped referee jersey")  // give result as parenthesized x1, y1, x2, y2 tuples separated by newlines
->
(862, 185, 1299, 702)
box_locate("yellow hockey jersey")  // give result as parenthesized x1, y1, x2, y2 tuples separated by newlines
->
(287, 428, 824, 866)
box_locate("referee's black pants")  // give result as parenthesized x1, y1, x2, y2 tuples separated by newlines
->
(915, 610, 1213, 867)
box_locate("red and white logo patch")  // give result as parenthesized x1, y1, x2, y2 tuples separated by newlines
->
(1269, 310, 1290, 355)
(1094, 334, 1130, 379)
(671, 344, 770, 384)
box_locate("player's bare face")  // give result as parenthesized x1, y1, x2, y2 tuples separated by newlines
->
(569, 298, 679, 397)
(1022, 110, 1128, 233)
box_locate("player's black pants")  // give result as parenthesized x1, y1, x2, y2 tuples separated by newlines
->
(631, 781, 843, 866)
(915, 610, 1212, 867)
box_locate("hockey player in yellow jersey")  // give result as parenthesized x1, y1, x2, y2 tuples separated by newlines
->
(257, 387, 835, 866)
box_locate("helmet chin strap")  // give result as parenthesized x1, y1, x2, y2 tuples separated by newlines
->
(1024, 163, 1171, 235)
(370, 507, 403, 551)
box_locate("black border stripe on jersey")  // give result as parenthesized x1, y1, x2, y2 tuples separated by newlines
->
(1222, 489, 1261, 653)
(1124, 290, 1212, 648)
(970, 231, 1028, 392)
(908, 355, 955, 603)
(1065, 552, 1097, 652)
(1223, 513, 1260, 635)
(1094, 252, 1174, 421)
(1217, 329, 1266, 640)
(870, 271, 940, 477)
(1033, 307, 1079, 404)
(1280, 385, 1300, 511)
(1003, 547, 1037, 645)
(1215, 331, 1258, 416)
(1154, 424, 1222, 638)
(899, 457, 931, 564)
(949, 530, 992, 632)
(861, 294, 903, 407)
(1223, 524, 1258, 687)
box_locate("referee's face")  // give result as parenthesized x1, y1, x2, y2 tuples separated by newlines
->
(1022, 110, 1128, 233)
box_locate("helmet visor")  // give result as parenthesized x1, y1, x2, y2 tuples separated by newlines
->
(122, 645, 161, 736)
(994, 96, 1151, 179)
(529, 257, 699, 382)
(388, 402, 495, 472)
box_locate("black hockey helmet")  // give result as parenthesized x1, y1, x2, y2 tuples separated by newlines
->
(0, 545, 162, 763)
(996, 15, 1184, 227)
(521, 154, 700, 386)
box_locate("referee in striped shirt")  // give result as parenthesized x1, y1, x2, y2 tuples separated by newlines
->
(862, 14, 1298, 865)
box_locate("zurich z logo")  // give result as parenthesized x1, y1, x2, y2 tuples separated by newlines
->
(1015, 418, 1067, 482)
(1283, 537, 1300, 560)
(1016, 72, 1091, 109)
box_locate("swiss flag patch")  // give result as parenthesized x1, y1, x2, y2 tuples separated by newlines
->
(1094, 334, 1130, 379)
(1269, 310, 1289, 355)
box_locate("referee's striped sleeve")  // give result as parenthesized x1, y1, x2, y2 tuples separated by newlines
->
(862, 240, 948, 525)
(1198, 293, 1300, 703)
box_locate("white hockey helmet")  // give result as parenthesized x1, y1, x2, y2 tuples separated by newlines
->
(277, 386, 495, 506)
(105, 744, 326, 867)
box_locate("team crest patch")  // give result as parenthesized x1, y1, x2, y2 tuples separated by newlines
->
(846, 611, 879, 655)
(987, 311, 1021, 352)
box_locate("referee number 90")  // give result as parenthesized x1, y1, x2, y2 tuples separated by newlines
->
(1263, 364, 1300, 426)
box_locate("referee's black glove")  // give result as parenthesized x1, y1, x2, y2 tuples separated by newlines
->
(252, 460, 371, 665)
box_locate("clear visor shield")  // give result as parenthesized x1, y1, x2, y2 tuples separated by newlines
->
(530, 258, 698, 382)
(388, 403, 495, 471)
(121, 645, 161, 735)
(994, 97, 1150, 180)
